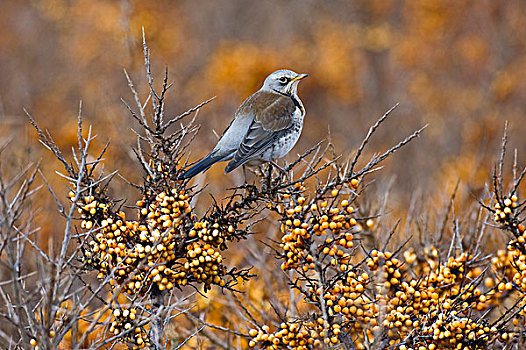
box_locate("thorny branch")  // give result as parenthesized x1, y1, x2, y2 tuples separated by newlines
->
(9, 30, 526, 350)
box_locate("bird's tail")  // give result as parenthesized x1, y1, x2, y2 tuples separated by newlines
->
(224, 157, 246, 174)
(179, 153, 223, 179)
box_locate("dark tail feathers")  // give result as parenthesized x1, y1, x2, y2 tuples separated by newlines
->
(179, 153, 223, 179)
(224, 157, 246, 174)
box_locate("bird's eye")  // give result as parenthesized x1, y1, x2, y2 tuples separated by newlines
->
(278, 76, 289, 84)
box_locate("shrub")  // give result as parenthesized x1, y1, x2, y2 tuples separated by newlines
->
(1, 37, 525, 350)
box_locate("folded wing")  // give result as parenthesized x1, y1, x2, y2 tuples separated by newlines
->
(224, 91, 296, 173)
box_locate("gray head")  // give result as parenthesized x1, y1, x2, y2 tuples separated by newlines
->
(261, 69, 308, 96)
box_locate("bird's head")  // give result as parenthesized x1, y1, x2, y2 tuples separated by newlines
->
(262, 69, 308, 96)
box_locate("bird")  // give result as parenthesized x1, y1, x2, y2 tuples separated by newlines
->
(180, 69, 308, 179)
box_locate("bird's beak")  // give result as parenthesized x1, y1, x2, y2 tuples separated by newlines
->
(292, 74, 308, 82)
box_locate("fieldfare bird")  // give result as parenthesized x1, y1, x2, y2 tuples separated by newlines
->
(180, 69, 308, 179)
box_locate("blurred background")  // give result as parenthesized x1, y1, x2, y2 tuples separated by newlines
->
(1, 0, 526, 240)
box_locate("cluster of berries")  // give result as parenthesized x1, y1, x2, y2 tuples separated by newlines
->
(109, 308, 149, 349)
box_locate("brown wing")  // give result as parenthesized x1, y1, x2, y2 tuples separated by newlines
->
(224, 91, 296, 172)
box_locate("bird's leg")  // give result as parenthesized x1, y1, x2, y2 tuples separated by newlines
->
(263, 163, 272, 191)
(242, 165, 248, 184)
(270, 161, 290, 182)
(242, 165, 254, 197)
(270, 160, 287, 173)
